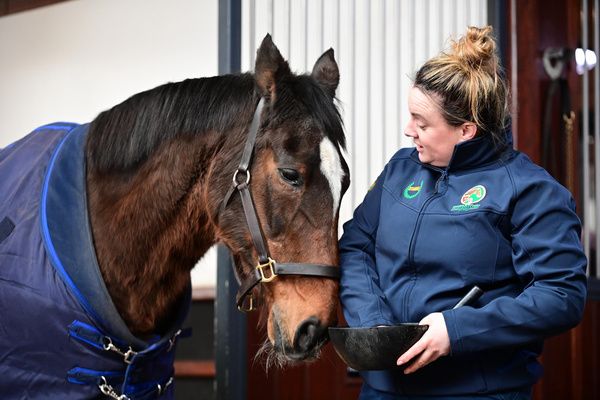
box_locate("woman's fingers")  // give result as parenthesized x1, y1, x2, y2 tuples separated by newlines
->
(402, 349, 435, 374)
(396, 312, 451, 374)
(396, 335, 427, 366)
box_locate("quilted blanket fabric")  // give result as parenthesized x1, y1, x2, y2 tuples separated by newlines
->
(0, 123, 189, 400)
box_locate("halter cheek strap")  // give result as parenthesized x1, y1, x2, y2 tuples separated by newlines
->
(221, 98, 266, 214)
(219, 97, 340, 312)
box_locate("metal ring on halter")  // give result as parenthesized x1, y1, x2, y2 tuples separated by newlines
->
(232, 169, 250, 186)
(238, 295, 255, 312)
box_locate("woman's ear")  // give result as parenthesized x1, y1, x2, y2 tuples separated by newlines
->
(459, 123, 478, 141)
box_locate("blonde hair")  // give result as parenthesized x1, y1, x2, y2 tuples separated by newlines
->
(414, 26, 510, 146)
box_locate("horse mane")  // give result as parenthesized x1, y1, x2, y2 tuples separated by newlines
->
(87, 74, 256, 173)
(87, 72, 345, 173)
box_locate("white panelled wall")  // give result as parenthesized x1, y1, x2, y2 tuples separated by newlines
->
(242, 0, 487, 228)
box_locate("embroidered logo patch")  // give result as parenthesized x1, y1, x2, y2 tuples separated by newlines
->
(451, 185, 486, 212)
(403, 180, 423, 199)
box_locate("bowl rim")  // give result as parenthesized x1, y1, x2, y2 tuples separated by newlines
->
(328, 323, 425, 331)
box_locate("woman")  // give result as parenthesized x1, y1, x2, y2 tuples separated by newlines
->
(339, 26, 587, 399)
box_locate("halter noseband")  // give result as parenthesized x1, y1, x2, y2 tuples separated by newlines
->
(220, 98, 340, 312)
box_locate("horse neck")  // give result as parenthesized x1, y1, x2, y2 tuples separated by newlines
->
(87, 128, 230, 336)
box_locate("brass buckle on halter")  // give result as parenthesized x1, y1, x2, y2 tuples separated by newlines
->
(256, 258, 277, 282)
(238, 296, 255, 312)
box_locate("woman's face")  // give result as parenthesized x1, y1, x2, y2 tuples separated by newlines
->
(404, 87, 467, 167)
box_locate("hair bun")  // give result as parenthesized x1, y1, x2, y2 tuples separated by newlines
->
(451, 26, 497, 71)
(413, 25, 509, 144)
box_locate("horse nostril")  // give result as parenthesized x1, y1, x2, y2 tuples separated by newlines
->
(293, 317, 325, 353)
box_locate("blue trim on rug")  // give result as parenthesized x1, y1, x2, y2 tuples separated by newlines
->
(40, 127, 100, 322)
(33, 122, 81, 132)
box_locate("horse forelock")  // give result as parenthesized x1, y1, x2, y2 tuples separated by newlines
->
(271, 75, 346, 151)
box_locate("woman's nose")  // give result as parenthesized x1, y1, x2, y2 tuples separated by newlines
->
(404, 121, 417, 138)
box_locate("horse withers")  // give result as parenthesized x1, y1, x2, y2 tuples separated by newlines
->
(0, 34, 348, 398)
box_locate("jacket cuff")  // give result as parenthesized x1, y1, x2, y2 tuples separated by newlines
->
(442, 309, 464, 356)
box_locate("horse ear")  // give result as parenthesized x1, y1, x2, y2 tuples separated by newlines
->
(311, 48, 339, 97)
(255, 34, 290, 99)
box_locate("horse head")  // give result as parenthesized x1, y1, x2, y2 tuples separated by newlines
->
(85, 33, 348, 368)
(215, 35, 350, 365)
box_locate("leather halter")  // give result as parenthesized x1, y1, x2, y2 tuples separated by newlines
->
(220, 98, 340, 312)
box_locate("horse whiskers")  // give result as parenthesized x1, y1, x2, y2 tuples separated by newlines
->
(254, 339, 287, 372)
(253, 337, 325, 372)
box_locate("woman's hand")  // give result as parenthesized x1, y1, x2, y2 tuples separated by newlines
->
(396, 312, 450, 374)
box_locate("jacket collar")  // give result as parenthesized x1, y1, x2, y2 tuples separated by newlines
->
(410, 129, 513, 172)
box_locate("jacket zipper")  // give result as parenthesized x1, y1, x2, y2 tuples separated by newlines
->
(400, 168, 449, 322)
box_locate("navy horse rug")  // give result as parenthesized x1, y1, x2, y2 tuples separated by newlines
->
(0, 123, 189, 399)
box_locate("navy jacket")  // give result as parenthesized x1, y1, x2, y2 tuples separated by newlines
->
(0, 124, 189, 399)
(339, 133, 587, 395)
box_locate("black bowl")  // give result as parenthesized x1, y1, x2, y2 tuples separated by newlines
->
(328, 324, 428, 371)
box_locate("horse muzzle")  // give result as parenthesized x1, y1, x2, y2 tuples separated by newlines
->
(273, 315, 329, 361)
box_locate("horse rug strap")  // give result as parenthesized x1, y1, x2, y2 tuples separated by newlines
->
(68, 320, 191, 400)
(219, 97, 340, 312)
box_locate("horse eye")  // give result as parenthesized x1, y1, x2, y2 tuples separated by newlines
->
(278, 168, 302, 186)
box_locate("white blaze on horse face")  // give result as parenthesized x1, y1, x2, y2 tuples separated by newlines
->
(319, 137, 344, 216)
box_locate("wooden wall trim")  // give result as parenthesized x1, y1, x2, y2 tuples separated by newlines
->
(0, 0, 70, 17)
(192, 286, 216, 301)
(174, 360, 216, 378)
(514, 0, 542, 161)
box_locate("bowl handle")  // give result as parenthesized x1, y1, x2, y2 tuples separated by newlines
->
(452, 286, 484, 309)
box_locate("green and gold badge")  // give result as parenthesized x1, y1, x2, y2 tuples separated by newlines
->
(403, 180, 424, 199)
(451, 185, 486, 212)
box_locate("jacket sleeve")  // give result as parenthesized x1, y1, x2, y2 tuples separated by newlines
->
(339, 166, 396, 327)
(442, 174, 588, 355)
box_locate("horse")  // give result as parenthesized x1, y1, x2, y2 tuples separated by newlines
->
(0, 34, 349, 399)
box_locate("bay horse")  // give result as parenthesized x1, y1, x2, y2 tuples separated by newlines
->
(0, 35, 349, 399)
